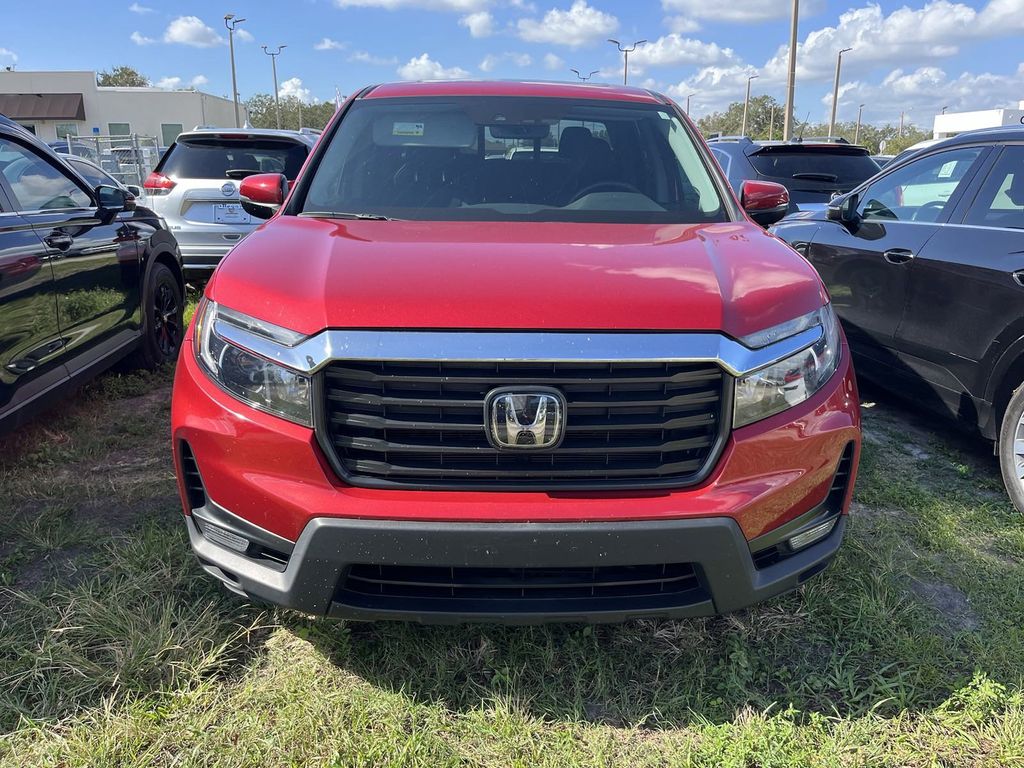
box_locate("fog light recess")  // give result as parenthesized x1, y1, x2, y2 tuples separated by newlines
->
(787, 519, 837, 551)
(199, 520, 250, 553)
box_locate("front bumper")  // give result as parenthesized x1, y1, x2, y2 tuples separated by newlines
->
(186, 500, 847, 622)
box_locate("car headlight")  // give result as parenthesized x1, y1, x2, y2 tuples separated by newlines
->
(733, 304, 841, 428)
(194, 299, 312, 426)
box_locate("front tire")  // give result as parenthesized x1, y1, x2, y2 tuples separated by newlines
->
(133, 262, 184, 369)
(998, 383, 1024, 513)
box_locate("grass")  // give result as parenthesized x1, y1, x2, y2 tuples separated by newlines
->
(1, 370, 1024, 766)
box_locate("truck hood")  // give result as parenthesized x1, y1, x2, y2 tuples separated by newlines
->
(209, 217, 827, 339)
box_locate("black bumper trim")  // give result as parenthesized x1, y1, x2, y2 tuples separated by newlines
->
(185, 513, 846, 623)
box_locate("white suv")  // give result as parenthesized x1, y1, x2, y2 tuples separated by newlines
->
(144, 127, 318, 281)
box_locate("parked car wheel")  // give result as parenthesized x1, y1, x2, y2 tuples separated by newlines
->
(133, 262, 184, 369)
(998, 383, 1024, 513)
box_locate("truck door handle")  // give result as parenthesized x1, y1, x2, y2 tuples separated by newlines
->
(883, 249, 915, 265)
(43, 232, 73, 251)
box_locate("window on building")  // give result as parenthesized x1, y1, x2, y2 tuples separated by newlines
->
(55, 123, 79, 139)
(161, 123, 184, 147)
(108, 122, 131, 136)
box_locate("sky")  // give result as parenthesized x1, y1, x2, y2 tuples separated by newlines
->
(3, 0, 1022, 129)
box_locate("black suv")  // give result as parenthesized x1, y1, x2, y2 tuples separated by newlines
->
(708, 136, 880, 216)
(770, 127, 1024, 511)
(0, 115, 185, 433)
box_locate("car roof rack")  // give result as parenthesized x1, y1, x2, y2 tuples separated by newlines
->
(705, 135, 753, 144)
(796, 136, 850, 144)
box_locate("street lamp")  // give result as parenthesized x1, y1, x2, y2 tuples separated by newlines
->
(685, 92, 696, 116)
(783, 0, 799, 140)
(827, 46, 852, 139)
(570, 68, 599, 82)
(262, 45, 286, 129)
(854, 103, 864, 145)
(607, 39, 645, 86)
(741, 74, 759, 137)
(224, 14, 246, 128)
(941, 105, 948, 114)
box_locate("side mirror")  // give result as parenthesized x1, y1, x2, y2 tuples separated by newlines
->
(826, 192, 859, 225)
(125, 184, 143, 198)
(240, 173, 288, 220)
(96, 184, 134, 221)
(740, 180, 791, 227)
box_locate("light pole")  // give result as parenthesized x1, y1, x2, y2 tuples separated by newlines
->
(741, 74, 758, 137)
(769, 104, 776, 140)
(224, 14, 246, 128)
(262, 45, 286, 129)
(854, 103, 864, 144)
(941, 105, 948, 114)
(685, 92, 696, 116)
(827, 47, 852, 139)
(783, 0, 799, 140)
(607, 39, 645, 86)
(570, 68, 599, 82)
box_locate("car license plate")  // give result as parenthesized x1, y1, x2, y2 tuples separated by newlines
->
(214, 204, 251, 225)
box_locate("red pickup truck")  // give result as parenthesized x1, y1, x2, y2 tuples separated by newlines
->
(171, 80, 860, 623)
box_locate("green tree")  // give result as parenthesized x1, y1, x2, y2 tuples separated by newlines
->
(698, 95, 787, 140)
(245, 93, 337, 131)
(96, 66, 150, 87)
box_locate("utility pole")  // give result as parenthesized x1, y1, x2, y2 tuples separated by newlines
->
(899, 110, 905, 137)
(741, 74, 758, 137)
(854, 103, 864, 144)
(224, 14, 246, 128)
(686, 92, 696, 116)
(783, 0, 799, 140)
(769, 105, 776, 140)
(607, 39, 645, 86)
(262, 45, 286, 129)
(828, 47, 852, 138)
(570, 68, 599, 82)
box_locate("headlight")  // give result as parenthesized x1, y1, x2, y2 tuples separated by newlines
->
(194, 300, 312, 426)
(733, 304, 841, 428)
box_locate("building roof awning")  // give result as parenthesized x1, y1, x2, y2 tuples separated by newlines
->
(0, 93, 85, 121)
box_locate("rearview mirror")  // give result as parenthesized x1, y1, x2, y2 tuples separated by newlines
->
(827, 192, 859, 225)
(240, 173, 288, 220)
(740, 180, 790, 227)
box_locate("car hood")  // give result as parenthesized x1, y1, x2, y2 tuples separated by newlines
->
(209, 217, 827, 338)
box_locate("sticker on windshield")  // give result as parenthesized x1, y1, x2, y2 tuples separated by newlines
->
(393, 122, 425, 137)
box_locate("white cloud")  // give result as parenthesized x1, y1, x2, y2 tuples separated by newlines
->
(0, 48, 16, 64)
(155, 74, 209, 90)
(517, 1, 618, 48)
(629, 34, 735, 70)
(279, 77, 313, 102)
(190, 74, 209, 88)
(235, 28, 254, 43)
(335, 0, 489, 9)
(664, 64, 760, 114)
(460, 10, 494, 37)
(315, 37, 346, 50)
(543, 52, 564, 70)
(661, 0, 824, 23)
(480, 52, 532, 72)
(128, 2, 153, 12)
(664, 16, 700, 33)
(130, 31, 156, 45)
(397, 53, 470, 80)
(164, 16, 224, 48)
(349, 50, 399, 66)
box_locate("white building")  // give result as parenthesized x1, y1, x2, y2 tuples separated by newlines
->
(0, 70, 245, 146)
(933, 101, 1024, 139)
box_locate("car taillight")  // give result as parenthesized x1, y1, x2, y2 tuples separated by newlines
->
(144, 172, 176, 195)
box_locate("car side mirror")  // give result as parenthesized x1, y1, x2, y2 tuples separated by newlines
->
(827, 192, 859, 225)
(240, 173, 288, 220)
(125, 184, 143, 198)
(96, 184, 134, 221)
(740, 180, 790, 227)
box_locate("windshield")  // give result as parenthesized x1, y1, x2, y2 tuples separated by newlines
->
(159, 137, 308, 181)
(298, 96, 727, 224)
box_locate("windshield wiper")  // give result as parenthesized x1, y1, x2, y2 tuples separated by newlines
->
(299, 211, 395, 221)
(791, 172, 839, 182)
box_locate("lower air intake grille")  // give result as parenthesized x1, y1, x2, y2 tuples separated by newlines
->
(336, 562, 709, 615)
(318, 359, 728, 490)
(179, 442, 206, 509)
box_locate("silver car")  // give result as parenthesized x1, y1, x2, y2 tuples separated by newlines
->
(144, 127, 318, 281)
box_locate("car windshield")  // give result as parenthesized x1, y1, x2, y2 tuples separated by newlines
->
(159, 136, 308, 180)
(298, 96, 727, 224)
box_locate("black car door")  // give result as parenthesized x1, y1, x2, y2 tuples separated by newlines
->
(894, 144, 1024, 420)
(0, 136, 142, 375)
(806, 146, 988, 379)
(0, 159, 65, 418)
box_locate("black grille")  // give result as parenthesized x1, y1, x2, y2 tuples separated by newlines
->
(336, 562, 709, 614)
(317, 360, 728, 489)
(179, 442, 206, 509)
